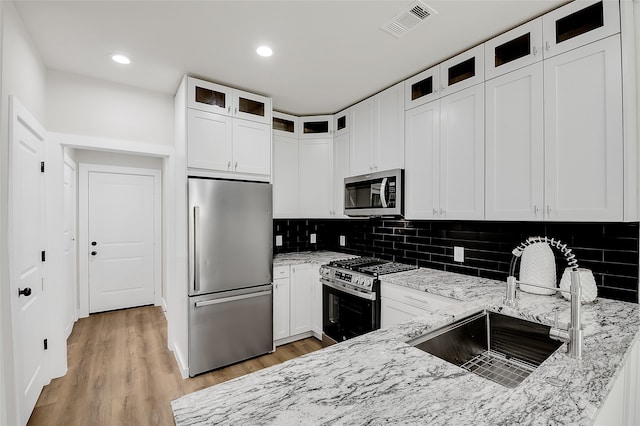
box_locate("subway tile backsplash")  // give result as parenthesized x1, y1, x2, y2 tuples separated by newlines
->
(273, 219, 639, 303)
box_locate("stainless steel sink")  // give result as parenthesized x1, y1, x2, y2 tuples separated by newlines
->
(408, 310, 563, 388)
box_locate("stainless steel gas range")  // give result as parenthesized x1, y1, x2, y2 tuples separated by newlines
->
(319, 257, 417, 345)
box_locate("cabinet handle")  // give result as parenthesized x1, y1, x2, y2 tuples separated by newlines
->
(234, 161, 238, 170)
(545, 41, 551, 51)
(369, 166, 373, 171)
(227, 161, 231, 170)
(546, 205, 551, 215)
(227, 106, 231, 113)
(439, 208, 445, 217)
(532, 46, 538, 56)
(433, 208, 438, 216)
(235, 107, 238, 114)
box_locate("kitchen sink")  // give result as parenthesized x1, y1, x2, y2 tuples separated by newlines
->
(408, 310, 563, 388)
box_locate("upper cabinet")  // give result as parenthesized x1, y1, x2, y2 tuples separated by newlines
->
(334, 108, 350, 136)
(404, 65, 440, 110)
(485, 19, 543, 80)
(542, 0, 620, 58)
(439, 45, 485, 96)
(300, 115, 333, 139)
(350, 82, 404, 176)
(187, 77, 272, 124)
(273, 111, 298, 138)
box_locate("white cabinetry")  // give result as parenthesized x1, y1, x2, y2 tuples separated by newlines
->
(273, 265, 291, 341)
(380, 282, 460, 328)
(485, 63, 544, 220)
(542, 0, 620, 59)
(350, 82, 404, 175)
(484, 19, 543, 79)
(300, 115, 333, 139)
(290, 264, 313, 335)
(544, 35, 623, 221)
(439, 45, 484, 96)
(332, 132, 350, 218)
(272, 134, 299, 218)
(311, 267, 323, 337)
(405, 83, 484, 220)
(405, 65, 440, 110)
(299, 138, 333, 218)
(187, 108, 232, 172)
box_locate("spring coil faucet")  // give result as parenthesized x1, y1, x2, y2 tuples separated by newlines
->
(505, 236, 583, 359)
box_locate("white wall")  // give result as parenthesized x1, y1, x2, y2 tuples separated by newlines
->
(46, 70, 174, 146)
(0, 2, 47, 425)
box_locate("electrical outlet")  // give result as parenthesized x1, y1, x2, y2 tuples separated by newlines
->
(275, 235, 283, 247)
(454, 246, 464, 262)
(310, 233, 317, 244)
(339, 235, 346, 246)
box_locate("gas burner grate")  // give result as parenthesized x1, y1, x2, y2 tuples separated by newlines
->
(329, 257, 418, 275)
(359, 262, 418, 276)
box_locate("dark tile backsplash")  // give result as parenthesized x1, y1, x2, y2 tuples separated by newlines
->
(274, 219, 639, 303)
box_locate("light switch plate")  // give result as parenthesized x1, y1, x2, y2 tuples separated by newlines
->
(454, 246, 464, 262)
(310, 233, 317, 244)
(275, 235, 283, 246)
(339, 235, 346, 246)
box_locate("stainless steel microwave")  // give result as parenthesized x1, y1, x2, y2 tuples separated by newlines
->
(344, 169, 404, 217)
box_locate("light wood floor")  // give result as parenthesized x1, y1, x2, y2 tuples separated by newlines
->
(28, 305, 323, 426)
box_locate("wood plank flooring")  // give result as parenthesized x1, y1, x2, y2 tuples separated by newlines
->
(28, 306, 323, 426)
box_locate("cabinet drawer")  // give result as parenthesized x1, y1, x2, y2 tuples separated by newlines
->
(381, 282, 459, 312)
(273, 265, 290, 279)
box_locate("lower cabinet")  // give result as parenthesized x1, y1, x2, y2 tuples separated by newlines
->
(273, 263, 322, 346)
(380, 282, 461, 328)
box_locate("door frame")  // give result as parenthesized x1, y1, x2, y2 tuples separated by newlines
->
(63, 151, 78, 336)
(78, 163, 161, 317)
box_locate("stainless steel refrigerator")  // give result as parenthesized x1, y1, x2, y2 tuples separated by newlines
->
(187, 177, 273, 377)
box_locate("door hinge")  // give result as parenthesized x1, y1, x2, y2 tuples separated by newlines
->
(43, 339, 48, 350)
(41, 251, 46, 262)
(41, 161, 45, 173)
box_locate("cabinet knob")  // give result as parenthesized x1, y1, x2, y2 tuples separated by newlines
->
(545, 41, 551, 51)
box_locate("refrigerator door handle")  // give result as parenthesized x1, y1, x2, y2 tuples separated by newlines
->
(194, 290, 272, 308)
(194, 206, 200, 292)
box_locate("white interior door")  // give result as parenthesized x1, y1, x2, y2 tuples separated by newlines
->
(88, 171, 155, 313)
(9, 97, 48, 426)
(63, 154, 77, 337)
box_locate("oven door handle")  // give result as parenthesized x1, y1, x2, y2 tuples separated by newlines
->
(321, 278, 377, 301)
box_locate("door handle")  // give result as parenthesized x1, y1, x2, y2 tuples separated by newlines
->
(194, 206, 200, 293)
(91, 251, 97, 256)
(18, 287, 32, 297)
(91, 241, 97, 246)
(194, 290, 272, 308)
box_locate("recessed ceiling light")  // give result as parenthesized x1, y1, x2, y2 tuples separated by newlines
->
(256, 46, 273, 57)
(111, 54, 131, 65)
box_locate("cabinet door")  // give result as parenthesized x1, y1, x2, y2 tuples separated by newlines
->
(486, 63, 544, 220)
(404, 100, 440, 220)
(299, 138, 333, 218)
(232, 119, 271, 175)
(273, 111, 298, 138)
(439, 84, 485, 219)
(187, 77, 232, 116)
(233, 89, 272, 124)
(485, 18, 543, 80)
(405, 65, 440, 110)
(350, 98, 375, 175)
(311, 268, 322, 337)
(273, 277, 290, 341)
(273, 134, 299, 218)
(187, 108, 232, 171)
(332, 132, 350, 218)
(544, 36, 623, 221)
(300, 115, 333, 139)
(375, 82, 405, 171)
(440, 45, 485, 96)
(290, 264, 313, 335)
(381, 298, 428, 329)
(543, 0, 620, 59)
(334, 108, 350, 136)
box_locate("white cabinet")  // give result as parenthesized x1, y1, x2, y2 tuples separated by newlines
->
(542, 0, 620, 59)
(299, 138, 333, 218)
(350, 82, 405, 175)
(380, 282, 460, 328)
(300, 115, 333, 139)
(439, 45, 484, 96)
(187, 77, 271, 124)
(544, 35, 623, 221)
(187, 108, 233, 172)
(438, 84, 485, 220)
(405, 100, 440, 220)
(485, 63, 544, 220)
(273, 276, 290, 341)
(405, 65, 440, 110)
(273, 111, 299, 138)
(332, 132, 350, 218)
(485, 18, 543, 80)
(334, 108, 350, 136)
(311, 267, 322, 338)
(290, 264, 313, 336)
(405, 83, 484, 220)
(272, 134, 299, 218)
(233, 119, 271, 174)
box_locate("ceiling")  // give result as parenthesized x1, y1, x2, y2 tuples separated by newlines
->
(13, 0, 567, 116)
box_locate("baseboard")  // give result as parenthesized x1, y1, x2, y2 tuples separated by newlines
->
(171, 342, 189, 379)
(274, 331, 314, 347)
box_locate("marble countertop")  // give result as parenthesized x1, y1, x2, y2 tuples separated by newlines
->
(173, 251, 640, 425)
(272, 250, 357, 267)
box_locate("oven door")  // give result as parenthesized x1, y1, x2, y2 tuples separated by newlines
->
(322, 279, 380, 344)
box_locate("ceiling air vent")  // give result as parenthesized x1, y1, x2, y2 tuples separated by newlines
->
(381, 1, 437, 38)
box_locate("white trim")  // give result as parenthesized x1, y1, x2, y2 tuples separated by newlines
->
(78, 163, 162, 317)
(62, 152, 78, 337)
(50, 132, 173, 158)
(172, 341, 189, 379)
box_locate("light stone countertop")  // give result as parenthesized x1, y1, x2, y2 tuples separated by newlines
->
(172, 251, 640, 425)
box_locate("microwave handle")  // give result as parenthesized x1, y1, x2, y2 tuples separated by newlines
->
(380, 178, 388, 208)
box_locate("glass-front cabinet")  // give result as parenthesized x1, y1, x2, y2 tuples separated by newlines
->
(485, 18, 543, 80)
(233, 89, 271, 124)
(440, 45, 485, 96)
(300, 115, 333, 139)
(542, 0, 620, 58)
(334, 108, 350, 136)
(273, 111, 298, 138)
(404, 65, 440, 110)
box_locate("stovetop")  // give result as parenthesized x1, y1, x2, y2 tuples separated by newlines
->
(327, 257, 418, 277)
